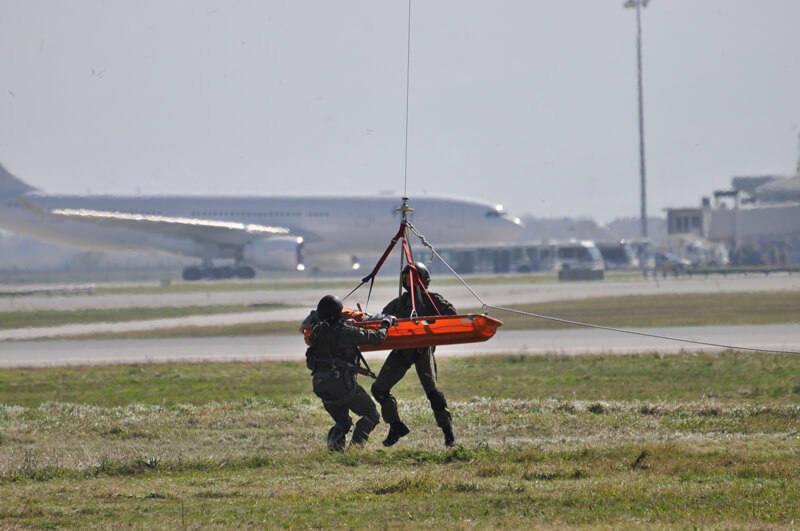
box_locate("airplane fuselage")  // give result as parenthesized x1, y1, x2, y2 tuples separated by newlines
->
(0, 190, 523, 273)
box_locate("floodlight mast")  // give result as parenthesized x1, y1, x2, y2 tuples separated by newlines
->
(624, 0, 650, 239)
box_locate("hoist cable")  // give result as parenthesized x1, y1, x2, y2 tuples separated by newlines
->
(407, 222, 488, 313)
(406, 222, 800, 356)
(402, 0, 412, 198)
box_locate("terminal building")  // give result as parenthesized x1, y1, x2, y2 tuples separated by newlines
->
(666, 173, 800, 266)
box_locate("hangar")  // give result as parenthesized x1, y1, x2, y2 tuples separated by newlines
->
(666, 173, 800, 265)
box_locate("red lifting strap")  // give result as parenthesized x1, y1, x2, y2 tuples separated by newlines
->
(344, 218, 439, 318)
(401, 241, 442, 317)
(360, 223, 406, 284)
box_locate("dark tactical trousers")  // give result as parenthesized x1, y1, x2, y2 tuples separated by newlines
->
(322, 384, 379, 444)
(372, 346, 452, 428)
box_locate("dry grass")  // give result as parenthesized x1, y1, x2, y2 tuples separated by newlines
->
(1, 352, 799, 528)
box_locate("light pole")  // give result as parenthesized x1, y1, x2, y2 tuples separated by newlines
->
(624, 0, 649, 239)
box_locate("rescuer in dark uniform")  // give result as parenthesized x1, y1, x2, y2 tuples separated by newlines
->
(372, 262, 458, 447)
(306, 294, 392, 451)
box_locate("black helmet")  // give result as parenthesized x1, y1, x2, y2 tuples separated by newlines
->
(402, 261, 430, 289)
(316, 294, 343, 322)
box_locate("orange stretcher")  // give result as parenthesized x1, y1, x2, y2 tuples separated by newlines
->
(301, 313, 503, 352)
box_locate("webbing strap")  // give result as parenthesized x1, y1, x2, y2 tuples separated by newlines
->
(362, 223, 407, 284)
(401, 237, 441, 317)
(343, 218, 439, 318)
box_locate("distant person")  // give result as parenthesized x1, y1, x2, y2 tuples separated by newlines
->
(372, 262, 459, 448)
(305, 295, 393, 451)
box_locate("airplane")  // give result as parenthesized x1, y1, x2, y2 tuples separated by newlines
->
(0, 163, 524, 280)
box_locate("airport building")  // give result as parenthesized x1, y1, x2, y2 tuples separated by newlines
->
(666, 173, 800, 265)
(420, 239, 607, 277)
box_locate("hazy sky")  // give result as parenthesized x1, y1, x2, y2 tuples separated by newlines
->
(1, 1, 799, 224)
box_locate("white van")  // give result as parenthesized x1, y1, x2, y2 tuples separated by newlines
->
(596, 240, 640, 270)
(551, 240, 605, 272)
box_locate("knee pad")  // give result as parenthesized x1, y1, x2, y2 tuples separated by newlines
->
(371, 383, 390, 404)
(426, 389, 448, 411)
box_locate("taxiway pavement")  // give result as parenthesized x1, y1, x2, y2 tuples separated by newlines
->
(1, 273, 798, 367)
(0, 324, 797, 368)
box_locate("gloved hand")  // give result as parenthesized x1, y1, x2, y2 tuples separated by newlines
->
(380, 315, 397, 329)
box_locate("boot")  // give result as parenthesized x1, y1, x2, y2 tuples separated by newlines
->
(443, 425, 457, 448)
(350, 429, 370, 449)
(327, 426, 347, 452)
(382, 422, 410, 447)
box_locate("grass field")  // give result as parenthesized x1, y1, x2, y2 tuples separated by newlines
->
(1, 351, 798, 529)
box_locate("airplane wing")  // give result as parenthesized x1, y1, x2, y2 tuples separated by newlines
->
(17, 197, 291, 247)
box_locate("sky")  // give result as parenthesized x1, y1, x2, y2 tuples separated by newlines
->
(1, 1, 799, 225)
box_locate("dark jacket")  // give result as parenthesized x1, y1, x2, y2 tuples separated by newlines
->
(307, 319, 387, 402)
(308, 320, 387, 369)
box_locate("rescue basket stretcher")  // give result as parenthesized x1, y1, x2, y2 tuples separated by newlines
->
(302, 313, 503, 352)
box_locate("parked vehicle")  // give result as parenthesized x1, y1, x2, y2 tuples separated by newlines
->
(596, 240, 640, 270)
(424, 240, 605, 276)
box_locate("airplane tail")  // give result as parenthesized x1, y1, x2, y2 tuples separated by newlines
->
(0, 163, 38, 195)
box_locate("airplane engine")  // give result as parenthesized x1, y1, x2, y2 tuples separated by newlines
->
(242, 236, 305, 271)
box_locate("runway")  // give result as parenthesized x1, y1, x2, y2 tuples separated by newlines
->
(2, 273, 798, 313)
(1, 273, 798, 367)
